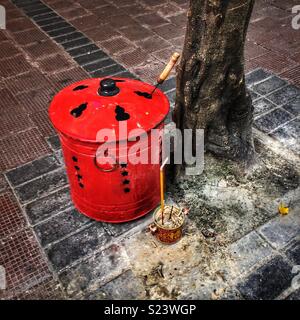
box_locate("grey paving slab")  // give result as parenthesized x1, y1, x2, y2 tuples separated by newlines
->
(270, 118, 300, 146)
(253, 98, 277, 117)
(252, 76, 287, 95)
(46, 223, 111, 271)
(229, 231, 274, 275)
(245, 69, 272, 87)
(266, 85, 300, 106)
(257, 212, 300, 250)
(15, 168, 67, 203)
(6, 155, 60, 187)
(284, 238, 300, 265)
(86, 270, 146, 300)
(34, 207, 93, 247)
(59, 244, 130, 298)
(25, 186, 72, 225)
(282, 96, 300, 116)
(237, 255, 293, 300)
(254, 108, 293, 133)
(47, 135, 61, 151)
(286, 288, 300, 300)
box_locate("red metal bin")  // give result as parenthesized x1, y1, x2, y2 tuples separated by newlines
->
(48, 77, 169, 223)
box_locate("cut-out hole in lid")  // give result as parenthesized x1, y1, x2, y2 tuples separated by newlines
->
(73, 85, 89, 91)
(70, 103, 87, 118)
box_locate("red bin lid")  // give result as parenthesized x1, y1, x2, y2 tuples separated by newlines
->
(48, 77, 170, 142)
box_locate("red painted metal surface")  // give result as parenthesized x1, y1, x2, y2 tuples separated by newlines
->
(49, 77, 169, 223)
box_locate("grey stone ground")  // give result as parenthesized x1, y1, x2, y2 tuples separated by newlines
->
(1, 69, 299, 300)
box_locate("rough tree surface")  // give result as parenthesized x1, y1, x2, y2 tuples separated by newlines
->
(174, 0, 255, 166)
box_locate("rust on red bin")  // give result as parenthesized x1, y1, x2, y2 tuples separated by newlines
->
(48, 77, 169, 223)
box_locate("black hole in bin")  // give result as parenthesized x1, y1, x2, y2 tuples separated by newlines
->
(73, 85, 88, 91)
(124, 188, 130, 193)
(77, 174, 83, 180)
(134, 91, 152, 99)
(123, 179, 130, 185)
(72, 156, 78, 162)
(115, 105, 130, 121)
(121, 171, 128, 176)
(79, 183, 84, 188)
(74, 165, 80, 171)
(71, 103, 87, 118)
(120, 163, 127, 168)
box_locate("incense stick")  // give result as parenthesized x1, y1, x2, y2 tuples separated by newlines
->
(160, 157, 169, 225)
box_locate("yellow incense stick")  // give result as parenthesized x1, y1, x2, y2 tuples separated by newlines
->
(160, 158, 169, 224)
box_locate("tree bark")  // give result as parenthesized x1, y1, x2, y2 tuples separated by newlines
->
(174, 0, 256, 169)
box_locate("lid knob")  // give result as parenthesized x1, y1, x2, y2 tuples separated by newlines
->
(99, 78, 120, 96)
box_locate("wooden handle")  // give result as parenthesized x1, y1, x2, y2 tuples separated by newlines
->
(157, 52, 180, 84)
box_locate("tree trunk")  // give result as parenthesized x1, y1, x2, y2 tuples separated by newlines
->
(174, 0, 256, 169)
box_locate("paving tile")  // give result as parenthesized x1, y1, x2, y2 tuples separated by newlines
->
(0, 191, 27, 239)
(245, 41, 268, 61)
(6, 70, 54, 94)
(29, 109, 56, 137)
(87, 270, 146, 300)
(63, 37, 91, 51)
(104, 14, 137, 30)
(284, 239, 300, 265)
(237, 255, 293, 300)
(0, 128, 51, 172)
(12, 277, 65, 300)
(12, 28, 49, 46)
(248, 89, 260, 101)
(270, 122, 299, 147)
(74, 50, 108, 66)
(33, 12, 58, 22)
(0, 55, 32, 78)
(245, 68, 272, 87)
(90, 5, 124, 20)
(83, 25, 120, 43)
(24, 39, 62, 60)
(120, 24, 153, 42)
(83, 58, 115, 73)
(153, 23, 186, 41)
(59, 7, 90, 21)
(70, 15, 103, 31)
(36, 16, 65, 27)
(0, 112, 34, 139)
(167, 89, 176, 105)
(252, 76, 287, 95)
(257, 213, 300, 250)
(0, 228, 51, 296)
(254, 108, 293, 133)
(34, 207, 93, 247)
(6, 155, 60, 187)
(100, 36, 135, 55)
(135, 12, 169, 27)
(0, 174, 8, 192)
(25, 7, 52, 18)
(15, 167, 67, 203)
(47, 135, 61, 151)
(37, 53, 74, 73)
(253, 98, 277, 117)
(16, 87, 55, 113)
(67, 44, 99, 58)
(59, 243, 130, 298)
(46, 223, 111, 271)
(6, 17, 36, 32)
(121, 3, 152, 17)
(229, 231, 274, 275)
(54, 31, 85, 44)
(102, 213, 151, 237)
(137, 35, 171, 53)
(156, 2, 183, 17)
(280, 65, 300, 88)
(266, 85, 300, 106)
(0, 41, 22, 60)
(41, 21, 71, 33)
(282, 96, 300, 116)
(115, 48, 148, 68)
(92, 64, 126, 78)
(24, 186, 72, 225)
(48, 26, 76, 37)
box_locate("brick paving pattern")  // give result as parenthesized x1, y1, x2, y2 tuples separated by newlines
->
(0, 0, 299, 300)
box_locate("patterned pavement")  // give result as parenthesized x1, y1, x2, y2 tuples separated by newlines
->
(0, 0, 299, 300)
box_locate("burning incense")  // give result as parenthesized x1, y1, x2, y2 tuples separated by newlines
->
(160, 157, 169, 225)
